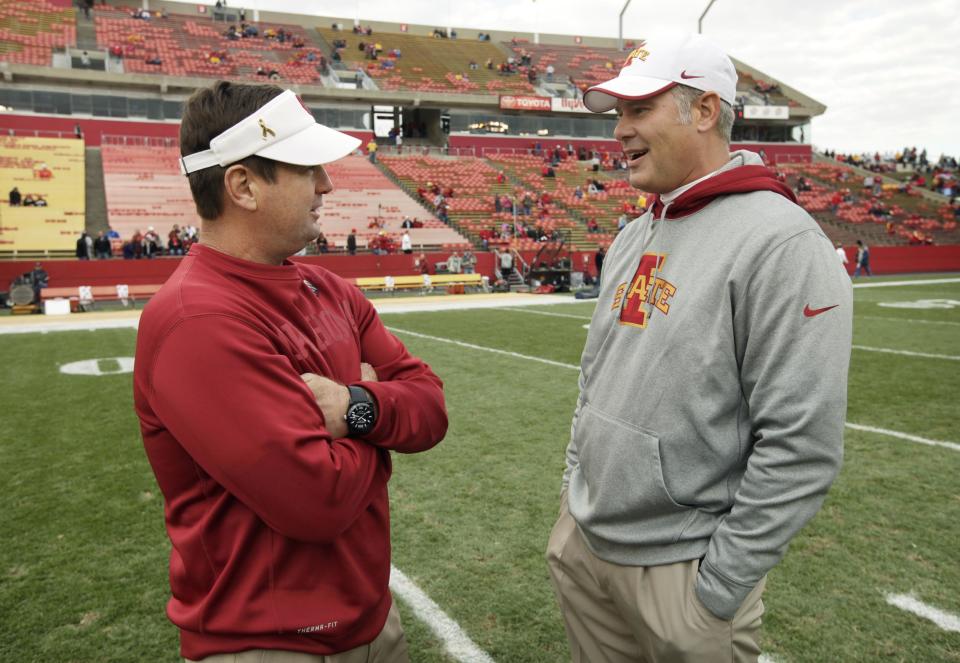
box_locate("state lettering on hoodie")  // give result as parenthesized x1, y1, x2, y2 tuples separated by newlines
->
(611, 253, 677, 328)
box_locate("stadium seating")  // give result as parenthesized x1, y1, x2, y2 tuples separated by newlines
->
(317, 27, 536, 95)
(93, 5, 325, 84)
(0, 136, 85, 252)
(100, 143, 468, 252)
(502, 41, 623, 91)
(782, 162, 960, 246)
(100, 138, 200, 243)
(378, 154, 600, 251)
(0, 0, 75, 66)
(321, 155, 470, 250)
(485, 153, 622, 247)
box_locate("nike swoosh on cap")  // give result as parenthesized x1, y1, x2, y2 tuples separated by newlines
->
(803, 304, 839, 318)
(680, 70, 704, 79)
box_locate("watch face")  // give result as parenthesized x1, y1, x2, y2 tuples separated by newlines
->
(347, 402, 375, 434)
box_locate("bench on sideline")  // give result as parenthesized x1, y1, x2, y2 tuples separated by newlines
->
(355, 273, 486, 293)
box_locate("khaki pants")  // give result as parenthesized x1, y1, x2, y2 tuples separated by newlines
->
(546, 508, 765, 663)
(186, 601, 408, 663)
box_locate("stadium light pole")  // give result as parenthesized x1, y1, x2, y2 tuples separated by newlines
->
(698, 0, 718, 33)
(618, 0, 632, 51)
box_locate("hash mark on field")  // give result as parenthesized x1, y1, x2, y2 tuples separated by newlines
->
(885, 593, 960, 632)
(852, 345, 960, 361)
(390, 566, 495, 663)
(844, 424, 960, 453)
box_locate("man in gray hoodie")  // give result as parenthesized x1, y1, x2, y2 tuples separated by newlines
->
(546, 33, 851, 662)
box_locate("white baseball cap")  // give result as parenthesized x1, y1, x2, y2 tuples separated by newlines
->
(179, 89, 361, 175)
(583, 33, 737, 113)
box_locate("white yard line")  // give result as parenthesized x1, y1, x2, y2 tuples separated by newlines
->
(388, 327, 579, 370)
(853, 277, 960, 288)
(390, 566, 495, 663)
(506, 308, 593, 321)
(0, 317, 140, 335)
(390, 329, 960, 454)
(857, 315, 960, 327)
(374, 294, 578, 315)
(885, 593, 960, 632)
(853, 345, 960, 361)
(844, 424, 960, 453)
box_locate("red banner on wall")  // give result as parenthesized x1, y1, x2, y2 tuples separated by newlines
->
(499, 95, 552, 112)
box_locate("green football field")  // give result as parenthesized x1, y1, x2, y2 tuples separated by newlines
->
(2, 274, 959, 662)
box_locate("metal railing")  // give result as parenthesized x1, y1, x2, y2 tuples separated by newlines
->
(101, 135, 179, 148)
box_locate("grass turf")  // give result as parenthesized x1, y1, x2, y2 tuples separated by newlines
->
(1, 275, 958, 662)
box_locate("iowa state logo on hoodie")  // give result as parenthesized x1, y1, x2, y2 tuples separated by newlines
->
(611, 253, 677, 328)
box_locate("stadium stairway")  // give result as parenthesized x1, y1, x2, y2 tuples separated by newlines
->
(84, 147, 108, 235)
(75, 11, 98, 50)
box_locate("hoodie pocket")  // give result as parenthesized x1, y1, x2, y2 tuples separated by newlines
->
(571, 404, 687, 534)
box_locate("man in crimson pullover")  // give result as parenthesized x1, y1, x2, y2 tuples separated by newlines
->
(134, 82, 447, 662)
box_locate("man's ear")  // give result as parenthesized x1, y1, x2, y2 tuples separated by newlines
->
(223, 164, 258, 212)
(694, 91, 722, 135)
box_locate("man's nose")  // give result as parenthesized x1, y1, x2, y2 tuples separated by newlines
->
(315, 166, 333, 195)
(613, 117, 634, 143)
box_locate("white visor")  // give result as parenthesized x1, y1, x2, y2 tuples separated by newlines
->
(180, 89, 361, 175)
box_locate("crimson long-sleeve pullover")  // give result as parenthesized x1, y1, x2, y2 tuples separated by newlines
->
(133, 244, 447, 659)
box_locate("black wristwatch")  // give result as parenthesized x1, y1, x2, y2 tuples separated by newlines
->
(345, 385, 377, 436)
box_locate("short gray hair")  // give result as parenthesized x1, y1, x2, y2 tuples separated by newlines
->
(671, 84, 733, 143)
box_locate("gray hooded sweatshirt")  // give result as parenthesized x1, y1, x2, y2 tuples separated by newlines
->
(563, 150, 852, 621)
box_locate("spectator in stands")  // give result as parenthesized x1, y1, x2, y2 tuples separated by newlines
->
(446, 251, 461, 274)
(347, 228, 357, 255)
(401, 216, 413, 229)
(94, 231, 112, 259)
(80, 51, 91, 68)
(854, 239, 872, 277)
(594, 245, 605, 281)
(498, 247, 514, 278)
(36, 162, 53, 179)
(167, 225, 184, 256)
(8, 186, 20, 206)
(315, 232, 329, 253)
(835, 242, 848, 269)
(76, 232, 93, 260)
(143, 227, 160, 258)
(29, 262, 49, 301)
(82, 0, 93, 19)
(146, 55, 162, 66)
(400, 230, 412, 255)
(22, 194, 36, 206)
(34, 195, 48, 207)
